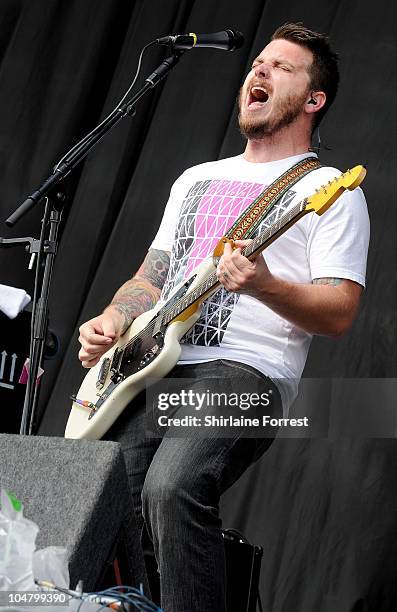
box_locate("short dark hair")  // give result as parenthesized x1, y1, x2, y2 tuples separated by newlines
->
(271, 22, 339, 129)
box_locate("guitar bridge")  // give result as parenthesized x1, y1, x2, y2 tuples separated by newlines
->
(96, 357, 110, 390)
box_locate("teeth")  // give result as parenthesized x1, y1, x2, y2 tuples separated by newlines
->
(250, 86, 269, 102)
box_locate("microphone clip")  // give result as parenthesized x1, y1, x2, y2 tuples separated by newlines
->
(156, 34, 197, 50)
(156, 30, 244, 52)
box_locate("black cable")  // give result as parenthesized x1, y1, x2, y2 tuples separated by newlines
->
(53, 40, 157, 172)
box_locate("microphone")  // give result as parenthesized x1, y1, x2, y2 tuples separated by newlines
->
(156, 29, 244, 52)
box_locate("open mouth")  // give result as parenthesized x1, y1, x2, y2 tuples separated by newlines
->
(248, 86, 269, 108)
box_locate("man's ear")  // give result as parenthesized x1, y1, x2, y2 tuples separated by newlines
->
(305, 91, 326, 114)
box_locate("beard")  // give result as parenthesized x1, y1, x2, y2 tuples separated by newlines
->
(238, 87, 309, 140)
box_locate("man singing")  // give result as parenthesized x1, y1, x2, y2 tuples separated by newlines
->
(78, 23, 369, 611)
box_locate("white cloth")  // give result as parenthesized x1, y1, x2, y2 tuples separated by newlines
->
(151, 152, 370, 414)
(0, 284, 31, 319)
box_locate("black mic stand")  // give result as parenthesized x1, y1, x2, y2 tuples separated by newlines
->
(2, 49, 184, 435)
(0, 210, 61, 435)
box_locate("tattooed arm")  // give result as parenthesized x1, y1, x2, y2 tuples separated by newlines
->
(109, 249, 170, 333)
(312, 277, 344, 287)
(78, 249, 170, 367)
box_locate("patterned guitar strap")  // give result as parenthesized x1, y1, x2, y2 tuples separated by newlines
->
(223, 156, 321, 244)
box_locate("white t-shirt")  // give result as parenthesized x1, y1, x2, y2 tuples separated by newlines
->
(151, 152, 370, 414)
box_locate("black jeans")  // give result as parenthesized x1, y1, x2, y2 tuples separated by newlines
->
(106, 359, 282, 612)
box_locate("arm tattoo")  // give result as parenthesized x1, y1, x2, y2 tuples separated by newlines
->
(136, 248, 171, 290)
(110, 249, 170, 331)
(313, 277, 343, 286)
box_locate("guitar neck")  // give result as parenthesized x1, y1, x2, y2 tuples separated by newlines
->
(243, 198, 309, 259)
(162, 198, 310, 325)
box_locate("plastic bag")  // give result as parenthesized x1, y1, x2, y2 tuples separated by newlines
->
(32, 546, 70, 591)
(0, 489, 38, 591)
(0, 488, 101, 611)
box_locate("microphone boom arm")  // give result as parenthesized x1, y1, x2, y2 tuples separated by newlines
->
(5, 49, 184, 227)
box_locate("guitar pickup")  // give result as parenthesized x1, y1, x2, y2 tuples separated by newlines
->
(153, 314, 163, 336)
(96, 357, 110, 390)
(139, 343, 161, 368)
(110, 346, 125, 383)
(153, 331, 164, 346)
(124, 337, 142, 364)
(110, 347, 123, 374)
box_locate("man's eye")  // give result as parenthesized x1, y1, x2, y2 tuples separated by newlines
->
(273, 63, 290, 71)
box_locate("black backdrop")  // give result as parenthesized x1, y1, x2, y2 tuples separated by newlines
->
(0, 1, 397, 610)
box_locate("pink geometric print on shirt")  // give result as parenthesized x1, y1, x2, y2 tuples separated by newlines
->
(184, 179, 264, 277)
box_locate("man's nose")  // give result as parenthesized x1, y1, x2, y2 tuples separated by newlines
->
(253, 62, 270, 78)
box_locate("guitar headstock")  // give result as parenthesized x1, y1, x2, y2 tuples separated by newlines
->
(306, 165, 367, 216)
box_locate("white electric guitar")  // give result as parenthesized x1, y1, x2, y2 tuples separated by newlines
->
(65, 166, 366, 439)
